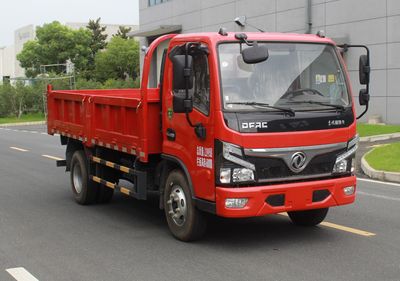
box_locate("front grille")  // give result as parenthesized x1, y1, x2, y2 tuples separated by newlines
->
(247, 148, 347, 183)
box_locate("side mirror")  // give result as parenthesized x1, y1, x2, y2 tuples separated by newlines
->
(171, 54, 193, 113)
(359, 54, 370, 85)
(242, 42, 269, 64)
(171, 55, 193, 91)
(173, 94, 193, 113)
(337, 44, 370, 119)
(359, 89, 370, 106)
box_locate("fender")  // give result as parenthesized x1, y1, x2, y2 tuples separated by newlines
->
(65, 138, 84, 171)
(161, 154, 216, 214)
(161, 154, 195, 197)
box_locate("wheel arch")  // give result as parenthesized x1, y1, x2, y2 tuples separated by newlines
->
(65, 138, 85, 172)
(158, 154, 194, 209)
(159, 154, 215, 214)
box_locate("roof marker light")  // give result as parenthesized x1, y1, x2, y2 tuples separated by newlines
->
(316, 30, 325, 38)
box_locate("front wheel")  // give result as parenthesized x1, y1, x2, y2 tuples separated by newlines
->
(288, 208, 329, 226)
(164, 170, 207, 241)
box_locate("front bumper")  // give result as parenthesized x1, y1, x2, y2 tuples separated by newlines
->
(215, 176, 356, 218)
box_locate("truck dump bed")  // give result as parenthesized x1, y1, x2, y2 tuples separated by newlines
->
(47, 87, 162, 161)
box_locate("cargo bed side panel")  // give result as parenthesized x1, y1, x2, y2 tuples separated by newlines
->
(47, 88, 162, 159)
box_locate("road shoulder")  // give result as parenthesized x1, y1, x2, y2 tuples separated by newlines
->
(361, 149, 400, 183)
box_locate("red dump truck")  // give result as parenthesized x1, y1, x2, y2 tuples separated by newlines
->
(47, 31, 370, 241)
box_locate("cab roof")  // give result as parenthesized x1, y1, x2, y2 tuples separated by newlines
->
(172, 32, 336, 45)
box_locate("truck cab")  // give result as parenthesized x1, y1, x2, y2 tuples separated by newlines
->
(158, 32, 369, 237)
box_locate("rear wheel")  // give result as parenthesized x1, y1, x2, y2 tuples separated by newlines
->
(288, 208, 329, 226)
(164, 170, 207, 241)
(70, 150, 98, 205)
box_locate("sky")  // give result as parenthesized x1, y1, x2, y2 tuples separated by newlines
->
(0, 0, 139, 46)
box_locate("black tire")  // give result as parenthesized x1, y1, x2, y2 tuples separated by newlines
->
(70, 150, 98, 205)
(164, 170, 207, 241)
(288, 208, 329, 226)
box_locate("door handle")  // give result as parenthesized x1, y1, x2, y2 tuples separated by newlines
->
(166, 128, 176, 141)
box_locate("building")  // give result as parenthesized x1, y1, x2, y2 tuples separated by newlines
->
(0, 45, 15, 81)
(0, 22, 137, 80)
(13, 25, 36, 78)
(132, 0, 400, 124)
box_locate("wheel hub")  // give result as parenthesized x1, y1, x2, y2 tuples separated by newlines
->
(167, 185, 187, 226)
(72, 163, 83, 194)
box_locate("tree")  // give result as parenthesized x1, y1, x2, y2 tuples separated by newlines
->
(113, 26, 132, 39)
(83, 18, 108, 79)
(17, 21, 92, 77)
(87, 18, 108, 61)
(0, 83, 15, 117)
(94, 36, 139, 82)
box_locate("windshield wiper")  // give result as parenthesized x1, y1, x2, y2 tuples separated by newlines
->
(285, 100, 345, 111)
(226, 102, 295, 116)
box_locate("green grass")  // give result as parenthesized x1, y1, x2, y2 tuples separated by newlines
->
(365, 142, 400, 172)
(0, 113, 45, 124)
(357, 123, 400, 137)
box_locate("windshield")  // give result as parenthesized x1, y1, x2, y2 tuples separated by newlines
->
(218, 43, 350, 112)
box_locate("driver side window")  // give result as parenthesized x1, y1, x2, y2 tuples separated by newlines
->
(190, 54, 210, 115)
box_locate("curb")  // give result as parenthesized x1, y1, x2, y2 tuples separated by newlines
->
(361, 149, 400, 183)
(0, 121, 46, 127)
(360, 132, 400, 143)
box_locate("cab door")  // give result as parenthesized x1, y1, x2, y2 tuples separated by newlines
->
(162, 42, 216, 201)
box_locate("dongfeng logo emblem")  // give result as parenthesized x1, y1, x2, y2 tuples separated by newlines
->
(290, 152, 307, 173)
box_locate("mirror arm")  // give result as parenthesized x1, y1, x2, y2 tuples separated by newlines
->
(235, 33, 253, 47)
(357, 103, 369, 120)
(338, 44, 370, 72)
(338, 44, 370, 59)
(357, 83, 370, 120)
(339, 44, 370, 82)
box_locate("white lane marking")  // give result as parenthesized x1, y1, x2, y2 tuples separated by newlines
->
(6, 267, 39, 281)
(357, 191, 400, 202)
(42, 155, 64, 161)
(357, 178, 400, 187)
(10, 147, 29, 152)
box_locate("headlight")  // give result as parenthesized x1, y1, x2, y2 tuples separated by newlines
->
(222, 142, 255, 171)
(333, 135, 358, 174)
(232, 168, 254, 183)
(333, 158, 349, 173)
(217, 141, 257, 185)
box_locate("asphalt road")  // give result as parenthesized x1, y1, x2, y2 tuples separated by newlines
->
(0, 125, 399, 281)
